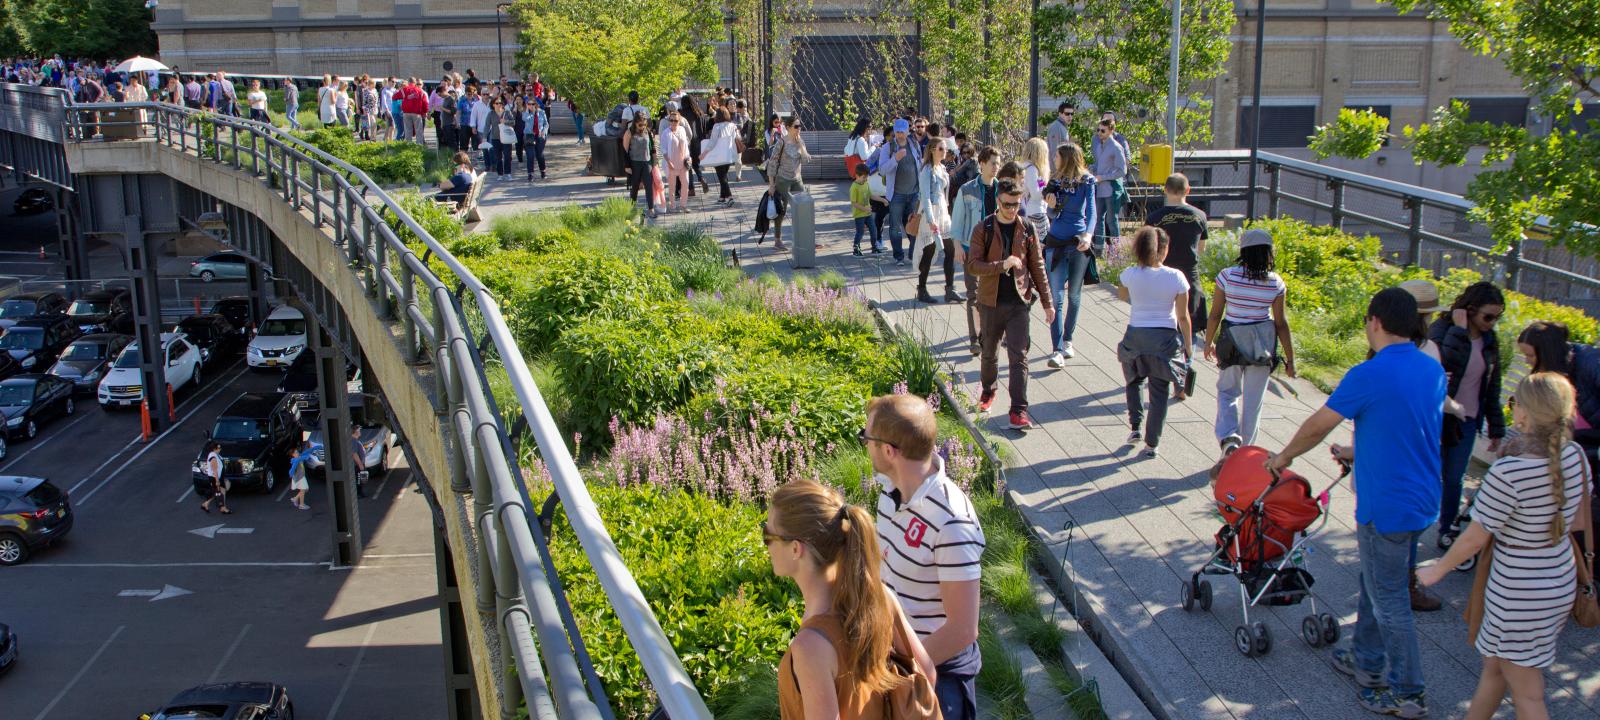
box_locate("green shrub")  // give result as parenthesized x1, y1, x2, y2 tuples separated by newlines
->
(490, 211, 565, 250)
(554, 307, 722, 443)
(445, 232, 500, 259)
(501, 249, 674, 351)
(291, 127, 429, 185)
(686, 357, 870, 448)
(887, 328, 940, 396)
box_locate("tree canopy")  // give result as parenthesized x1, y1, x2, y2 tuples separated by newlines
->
(512, 0, 721, 119)
(2, 0, 157, 60)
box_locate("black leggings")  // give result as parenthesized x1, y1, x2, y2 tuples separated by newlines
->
(917, 237, 958, 290)
(715, 165, 731, 199)
(628, 160, 654, 209)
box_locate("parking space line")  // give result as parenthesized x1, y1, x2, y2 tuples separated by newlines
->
(205, 624, 252, 684)
(74, 364, 251, 505)
(325, 622, 379, 720)
(31, 624, 125, 720)
(275, 485, 292, 503)
(175, 486, 194, 504)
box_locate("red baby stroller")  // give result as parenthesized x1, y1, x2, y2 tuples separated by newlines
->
(1180, 446, 1351, 657)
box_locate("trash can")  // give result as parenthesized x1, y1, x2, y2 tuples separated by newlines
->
(590, 134, 626, 180)
(788, 192, 816, 269)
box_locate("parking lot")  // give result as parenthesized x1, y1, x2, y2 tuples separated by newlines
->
(0, 183, 445, 718)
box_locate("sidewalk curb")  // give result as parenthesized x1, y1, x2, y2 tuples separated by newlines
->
(988, 603, 1076, 720)
(1027, 563, 1155, 720)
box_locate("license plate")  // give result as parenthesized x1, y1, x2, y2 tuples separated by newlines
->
(56, 507, 65, 518)
(263, 359, 278, 367)
(117, 400, 133, 406)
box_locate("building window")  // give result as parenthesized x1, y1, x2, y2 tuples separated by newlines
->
(1237, 105, 1317, 148)
(1455, 97, 1529, 127)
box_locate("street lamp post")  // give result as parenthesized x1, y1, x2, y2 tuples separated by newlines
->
(1245, 0, 1266, 220)
(1028, 0, 1040, 137)
(495, 2, 514, 80)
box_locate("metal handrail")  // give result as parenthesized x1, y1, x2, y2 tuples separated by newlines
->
(16, 88, 711, 720)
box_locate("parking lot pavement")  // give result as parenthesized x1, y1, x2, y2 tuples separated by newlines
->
(1, 360, 445, 719)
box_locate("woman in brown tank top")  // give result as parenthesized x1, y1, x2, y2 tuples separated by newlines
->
(767, 480, 936, 719)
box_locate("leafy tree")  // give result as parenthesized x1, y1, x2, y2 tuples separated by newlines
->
(2, 0, 157, 59)
(1308, 108, 1392, 160)
(912, 0, 1034, 144)
(1035, 0, 1235, 150)
(1314, 0, 1600, 258)
(511, 0, 721, 119)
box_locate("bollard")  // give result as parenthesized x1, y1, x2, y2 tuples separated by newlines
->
(140, 399, 152, 441)
(193, 296, 201, 315)
(788, 192, 817, 269)
(167, 384, 176, 422)
(38, 245, 45, 260)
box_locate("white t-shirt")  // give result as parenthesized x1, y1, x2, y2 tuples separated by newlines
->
(1119, 265, 1190, 329)
(247, 90, 267, 111)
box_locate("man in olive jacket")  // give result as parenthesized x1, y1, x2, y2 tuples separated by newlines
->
(965, 178, 1055, 430)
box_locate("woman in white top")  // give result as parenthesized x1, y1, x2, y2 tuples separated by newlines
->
(914, 141, 958, 304)
(659, 104, 692, 213)
(1202, 228, 1294, 454)
(334, 81, 352, 128)
(1115, 226, 1192, 457)
(198, 441, 231, 514)
(1018, 137, 1051, 244)
(1419, 372, 1589, 720)
(318, 75, 337, 126)
(245, 79, 269, 124)
(123, 77, 149, 125)
(702, 107, 744, 205)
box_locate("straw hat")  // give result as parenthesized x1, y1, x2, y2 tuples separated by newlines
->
(1398, 279, 1443, 313)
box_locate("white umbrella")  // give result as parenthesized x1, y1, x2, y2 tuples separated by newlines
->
(113, 56, 169, 74)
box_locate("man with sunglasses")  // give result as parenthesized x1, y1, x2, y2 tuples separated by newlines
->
(864, 393, 985, 720)
(1046, 102, 1074, 156)
(965, 179, 1056, 429)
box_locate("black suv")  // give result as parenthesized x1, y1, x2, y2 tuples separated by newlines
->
(171, 314, 240, 367)
(192, 393, 301, 495)
(209, 297, 254, 340)
(0, 316, 79, 372)
(66, 288, 133, 335)
(142, 681, 295, 720)
(0, 475, 72, 566)
(0, 291, 67, 331)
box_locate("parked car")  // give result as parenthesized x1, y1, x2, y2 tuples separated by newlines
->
(189, 252, 253, 283)
(66, 288, 132, 335)
(275, 352, 358, 397)
(12, 187, 52, 216)
(170, 314, 239, 366)
(0, 291, 68, 331)
(0, 622, 15, 673)
(209, 296, 253, 340)
(0, 354, 22, 385)
(246, 306, 306, 370)
(48, 333, 132, 395)
(0, 476, 71, 566)
(0, 316, 79, 372)
(139, 681, 295, 720)
(304, 394, 395, 478)
(97, 333, 203, 408)
(192, 393, 302, 495)
(0, 374, 76, 440)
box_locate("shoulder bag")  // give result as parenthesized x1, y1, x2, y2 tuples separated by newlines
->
(884, 600, 942, 720)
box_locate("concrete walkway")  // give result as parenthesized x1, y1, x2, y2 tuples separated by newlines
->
(461, 138, 1600, 720)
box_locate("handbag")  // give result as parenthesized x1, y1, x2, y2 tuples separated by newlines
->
(905, 212, 922, 239)
(1215, 320, 1277, 368)
(1572, 450, 1600, 627)
(1463, 543, 1495, 643)
(884, 604, 943, 720)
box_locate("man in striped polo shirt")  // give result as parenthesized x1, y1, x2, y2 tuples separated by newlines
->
(866, 394, 985, 720)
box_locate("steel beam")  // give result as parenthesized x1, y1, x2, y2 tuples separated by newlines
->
(123, 214, 171, 432)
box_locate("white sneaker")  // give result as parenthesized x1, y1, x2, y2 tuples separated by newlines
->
(1047, 352, 1066, 369)
(1062, 342, 1076, 359)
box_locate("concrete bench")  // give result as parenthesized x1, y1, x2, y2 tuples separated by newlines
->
(798, 130, 852, 182)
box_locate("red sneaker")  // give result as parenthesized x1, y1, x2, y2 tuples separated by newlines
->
(1008, 410, 1034, 430)
(977, 389, 996, 412)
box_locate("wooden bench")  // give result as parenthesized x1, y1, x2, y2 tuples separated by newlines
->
(798, 130, 852, 182)
(434, 172, 483, 223)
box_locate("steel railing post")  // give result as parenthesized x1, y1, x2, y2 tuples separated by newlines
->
(1266, 163, 1281, 218)
(1328, 178, 1346, 231)
(1505, 234, 1524, 292)
(1405, 198, 1424, 267)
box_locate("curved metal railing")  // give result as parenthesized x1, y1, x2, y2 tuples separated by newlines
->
(1, 83, 710, 720)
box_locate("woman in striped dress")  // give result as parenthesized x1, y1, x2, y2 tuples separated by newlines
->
(1420, 371, 1589, 720)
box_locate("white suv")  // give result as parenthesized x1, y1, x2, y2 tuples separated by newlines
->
(247, 306, 307, 369)
(97, 333, 203, 408)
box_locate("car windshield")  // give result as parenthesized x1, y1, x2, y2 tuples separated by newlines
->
(259, 319, 304, 336)
(68, 300, 109, 317)
(0, 300, 37, 317)
(212, 418, 267, 442)
(113, 345, 142, 369)
(0, 329, 43, 350)
(59, 342, 105, 361)
(0, 383, 34, 406)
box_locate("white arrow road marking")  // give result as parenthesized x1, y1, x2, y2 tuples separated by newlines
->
(189, 523, 256, 539)
(117, 584, 193, 602)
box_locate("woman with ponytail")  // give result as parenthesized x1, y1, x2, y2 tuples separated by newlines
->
(767, 480, 935, 719)
(1420, 372, 1590, 719)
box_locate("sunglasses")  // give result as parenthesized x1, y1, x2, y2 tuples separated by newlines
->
(999, 200, 1022, 209)
(761, 520, 801, 545)
(856, 427, 897, 448)
(1479, 311, 1501, 322)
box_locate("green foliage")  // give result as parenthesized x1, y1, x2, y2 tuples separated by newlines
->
(495, 248, 674, 352)
(908, 0, 1034, 142)
(1036, 0, 1236, 148)
(291, 127, 429, 185)
(686, 357, 870, 448)
(1308, 107, 1392, 160)
(554, 306, 722, 443)
(538, 481, 800, 720)
(888, 328, 941, 397)
(3, 0, 156, 59)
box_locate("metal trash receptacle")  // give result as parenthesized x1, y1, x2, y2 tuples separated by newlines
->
(788, 192, 816, 268)
(590, 135, 626, 179)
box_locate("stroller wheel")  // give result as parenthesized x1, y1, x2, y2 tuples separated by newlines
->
(1234, 626, 1256, 657)
(1302, 616, 1324, 648)
(1181, 580, 1195, 611)
(1455, 554, 1478, 572)
(1198, 580, 1213, 611)
(1252, 622, 1272, 655)
(1319, 613, 1341, 645)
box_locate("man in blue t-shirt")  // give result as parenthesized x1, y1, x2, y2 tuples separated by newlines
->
(1267, 286, 1443, 719)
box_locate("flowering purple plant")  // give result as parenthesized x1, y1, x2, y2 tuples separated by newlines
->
(601, 413, 822, 503)
(749, 281, 874, 329)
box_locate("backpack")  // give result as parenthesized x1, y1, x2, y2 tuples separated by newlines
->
(606, 103, 628, 135)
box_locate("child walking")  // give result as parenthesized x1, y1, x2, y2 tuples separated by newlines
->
(850, 164, 880, 256)
(288, 443, 313, 511)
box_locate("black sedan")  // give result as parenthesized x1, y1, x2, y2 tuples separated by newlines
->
(0, 623, 15, 673)
(0, 316, 79, 373)
(0, 291, 68, 331)
(12, 187, 51, 215)
(47, 333, 132, 394)
(66, 288, 132, 335)
(0, 375, 75, 440)
(209, 297, 254, 340)
(171, 314, 240, 366)
(142, 681, 295, 720)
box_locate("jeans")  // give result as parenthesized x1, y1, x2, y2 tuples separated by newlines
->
(336, 107, 351, 127)
(1127, 375, 1172, 447)
(525, 136, 546, 177)
(852, 216, 880, 251)
(491, 140, 511, 176)
(1215, 363, 1272, 445)
(887, 191, 919, 261)
(871, 202, 889, 250)
(249, 108, 270, 124)
(715, 165, 731, 199)
(1045, 245, 1089, 352)
(574, 113, 586, 142)
(1440, 414, 1482, 532)
(1351, 522, 1426, 696)
(979, 302, 1032, 413)
(964, 260, 979, 343)
(285, 104, 301, 130)
(1097, 191, 1123, 244)
(628, 160, 654, 210)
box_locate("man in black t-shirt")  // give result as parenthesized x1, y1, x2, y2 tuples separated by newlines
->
(1144, 173, 1209, 343)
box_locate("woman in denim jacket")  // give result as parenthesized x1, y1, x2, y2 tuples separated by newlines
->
(915, 141, 958, 304)
(1042, 143, 1097, 366)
